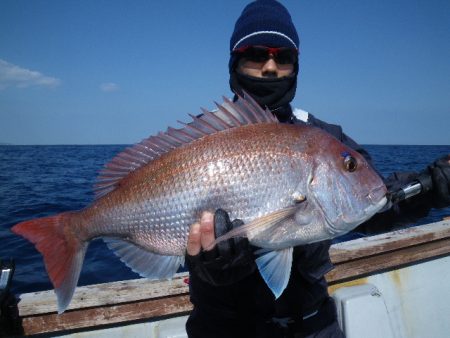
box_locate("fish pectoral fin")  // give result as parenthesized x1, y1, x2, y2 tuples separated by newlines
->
(209, 206, 299, 250)
(103, 238, 184, 279)
(255, 247, 293, 299)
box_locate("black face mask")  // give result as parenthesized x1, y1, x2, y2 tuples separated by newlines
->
(229, 71, 297, 112)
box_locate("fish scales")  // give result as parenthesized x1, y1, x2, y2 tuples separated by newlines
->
(83, 123, 308, 255)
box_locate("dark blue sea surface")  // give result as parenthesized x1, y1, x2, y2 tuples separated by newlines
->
(1, 144, 449, 296)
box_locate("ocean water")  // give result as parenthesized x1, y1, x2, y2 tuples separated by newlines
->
(1, 144, 449, 296)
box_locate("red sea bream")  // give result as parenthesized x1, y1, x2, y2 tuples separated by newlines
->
(12, 95, 387, 313)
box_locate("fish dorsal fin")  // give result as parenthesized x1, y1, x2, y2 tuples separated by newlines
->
(94, 93, 277, 199)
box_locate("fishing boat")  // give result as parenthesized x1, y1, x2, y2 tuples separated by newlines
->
(5, 218, 450, 338)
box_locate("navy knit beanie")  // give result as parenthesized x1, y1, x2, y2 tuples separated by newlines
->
(230, 0, 299, 53)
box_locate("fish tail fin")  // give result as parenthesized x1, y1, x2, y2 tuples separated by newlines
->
(11, 212, 87, 313)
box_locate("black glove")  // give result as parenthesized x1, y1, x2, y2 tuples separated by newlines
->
(186, 209, 256, 286)
(419, 155, 450, 209)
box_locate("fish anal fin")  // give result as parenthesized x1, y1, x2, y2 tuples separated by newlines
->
(103, 238, 184, 280)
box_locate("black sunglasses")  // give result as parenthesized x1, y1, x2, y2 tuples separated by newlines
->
(233, 46, 298, 65)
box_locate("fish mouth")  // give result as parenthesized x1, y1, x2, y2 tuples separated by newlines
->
(363, 195, 387, 216)
(342, 193, 387, 228)
(348, 185, 387, 225)
(320, 186, 387, 236)
(367, 185, 388, 204)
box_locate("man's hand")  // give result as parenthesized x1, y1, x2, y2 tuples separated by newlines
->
(187, 211, 215, 256)
(419, 155, 450, 208)
(186, 209, 256, 286)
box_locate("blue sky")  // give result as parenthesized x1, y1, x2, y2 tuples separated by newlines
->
(1, 0, 449, 145)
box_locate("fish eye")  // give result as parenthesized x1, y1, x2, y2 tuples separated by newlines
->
(344, 155, 358, 172)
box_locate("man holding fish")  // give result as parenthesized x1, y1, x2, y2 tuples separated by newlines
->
(9, 0, 449, 336)
(185, 1, 450, 337)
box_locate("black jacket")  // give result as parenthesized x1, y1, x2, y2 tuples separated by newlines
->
(186, 110, 430, 338)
